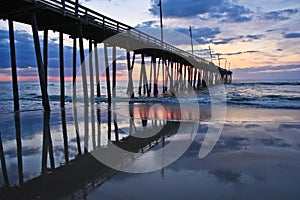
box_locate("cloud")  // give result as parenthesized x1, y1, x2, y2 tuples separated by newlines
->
(266, 28, 289, 33)
(241, 34, 265, 42)
(135, 20, 158, 28)
(176, 27, 221, 44)
(0, 29, 75, 70)
(245, 34, 265, 40)
(283, 32, 300, 39)
(261, 9, 298, 21)
(222, 50, 259, 56)
(212, 36, 243, 45)
(209, 1, 253, 23)
(148, 0, 253, 23)
(233, 65, 300, 80)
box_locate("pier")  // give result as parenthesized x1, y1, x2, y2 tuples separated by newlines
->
(1, 0, 232, 110)
(0, 0, 231, 197)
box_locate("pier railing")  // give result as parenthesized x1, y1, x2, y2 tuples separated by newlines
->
(28, 0, 214, 68)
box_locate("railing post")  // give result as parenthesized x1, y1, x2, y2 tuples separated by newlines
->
(75, 0, 79, 17)
(61, 0, 66, 16)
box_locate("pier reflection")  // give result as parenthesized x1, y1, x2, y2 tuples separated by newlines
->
(0, 101, 208, 199)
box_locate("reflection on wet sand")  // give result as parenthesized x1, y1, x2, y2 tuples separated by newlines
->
(0, 102, 200, 199)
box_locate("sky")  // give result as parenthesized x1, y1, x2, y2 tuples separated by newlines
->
(0, 0, 300, 81)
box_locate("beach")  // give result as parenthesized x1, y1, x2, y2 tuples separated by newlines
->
(81, 107, 300, 200)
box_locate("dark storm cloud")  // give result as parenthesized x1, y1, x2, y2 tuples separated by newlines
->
(149, 0, 253, 23)
(283, 32, 300, 38)
(0, 29, 74, 72)
(261, 9, 298, 21)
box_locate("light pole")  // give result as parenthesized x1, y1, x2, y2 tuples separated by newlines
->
(189, 26, 194, 55)
(158, 0, 164, 43)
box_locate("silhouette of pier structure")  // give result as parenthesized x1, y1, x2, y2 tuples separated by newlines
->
(1, 0, 232, 110)
(0, 0, 230, 197)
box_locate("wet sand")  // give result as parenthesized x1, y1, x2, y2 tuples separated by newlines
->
(79, 107, 300, 200)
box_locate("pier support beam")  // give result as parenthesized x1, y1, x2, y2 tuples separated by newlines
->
(0, 132, 9, 187)
(112, 46, 117, 98)
(72, 38, 82, 155)
(43, 29, 48, 90)
(79, 36, 89, 154)
(31, 12, 50, 111)
(127, 51, 134, 98)
(8, 19, 20, 112)
(153, 56, 158, 96)
(104, 43, 112, 103)
(89, 40, 96, 150)
(94, 43, 101, 97)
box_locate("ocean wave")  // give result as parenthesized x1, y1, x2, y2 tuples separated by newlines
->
(232, 82, 300, 86)
(227, 101, 300, 109)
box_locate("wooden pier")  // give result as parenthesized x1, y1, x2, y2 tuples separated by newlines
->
(1, 0, 232, 110)
(0, 0, 232, 197)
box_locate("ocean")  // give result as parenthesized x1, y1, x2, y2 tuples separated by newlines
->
(0, 79, 299, 114)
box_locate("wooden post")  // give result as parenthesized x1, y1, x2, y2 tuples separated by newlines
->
(43, 29, 48, 90)
(149, 58, 153, 93)
(42, 110, 54, 174)
(193, 68, 197, 88)
(94, 43, 101, 97)
(31, 12, 50, 111)
(79, 36, 89, 154)
(8, 19, 20, 112)
(0, 132, 9, 187)
(62, 109, 69, 164)
(89, 40, 96, 150)
(184, 65, 187, 88)
(141, 54, 150, 97)
(170, 61, 174, 91)
(88, 41, 95, 103)
(156, 58, 161, 92)
(112, 46, 117, 98)
(104, 43, 112, 103)
(113, 103, 119, 142)
(15, 112, 23, 185)
(165, 60, 169, 92)
(187, 66, 190, 86)
(60, 32, 65, 108)
(179, 63, 183, 90)
(73, 38, 77, 84)
(72, 38, 82, 155)
(127, 51, 134, 98)
(59, 32, 69, 164)
(162, 58, 165, 93)
(153, 56, 158, 96)
(197, 71, 201, 89)
(97, 105, 101, 147)
(138, 55, 143, 96)
(107, 104, 112, 141)
(75, 0, 79, 16)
